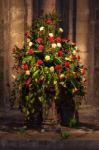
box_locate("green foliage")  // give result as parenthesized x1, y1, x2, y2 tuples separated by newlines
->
(69, 116, 77, 128)
(61, 131, 70, 139)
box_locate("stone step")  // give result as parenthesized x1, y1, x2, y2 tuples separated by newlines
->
(0, 139, 99, 150)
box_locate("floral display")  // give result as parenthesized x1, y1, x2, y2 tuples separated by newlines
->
(12, 13, 87, 123)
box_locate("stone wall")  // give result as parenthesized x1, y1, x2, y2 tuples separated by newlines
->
(0, 0, 97, 109)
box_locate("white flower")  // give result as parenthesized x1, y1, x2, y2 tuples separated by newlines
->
(29, 42, 33, 47)
(50, 66, 54, 72)
(26, 70, 30, 75)
(40, 26, 45, 31)
(45, 55, 50, 61)
(59, 28, 63, 33)
(12, 74, 16, 80)
(57, 43, 62, 48)
(49, 33, 54, 37)
(51, 43, 57, 48)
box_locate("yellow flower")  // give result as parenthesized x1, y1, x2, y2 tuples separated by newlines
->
(45, 55, 50, 61)
(59, 28, 63, 32)
(26, 70, 30, 75)
(72, 50, 76, 55)
(65, 57, 71, 61)
(50, 66, 54, 72)
(72, 88, 78, 93)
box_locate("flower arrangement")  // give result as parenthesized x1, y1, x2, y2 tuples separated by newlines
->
(12, 13, 87, 125)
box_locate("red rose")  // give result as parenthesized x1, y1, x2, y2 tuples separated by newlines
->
(36, 59, 43, 65)
(56, 37, 61, 42)
(64, 61, 70, 67)
(46, 19, 53, 24)
(48, 37, 54, 42)
(22, 64, 28, 70)
(55, 65, 61, 71)
(25, 32, 30, 38)
(38, 45, 44, 51)
(36, 37, 42, 43)
(25, 77, 31, 87)
(58, 50, 63, 57)
(28, 49, 34, 54)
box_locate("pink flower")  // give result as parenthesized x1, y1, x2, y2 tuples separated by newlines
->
(55, 65, 61, 71)
(22, 64, 28, 70)
(56, 37, 61, 42)
(36, 59, 43, 65)
(58, 50, 63, 57)
(28, 49, 34, 54)
(36, 37, 42, 43)
(38, 45, 44, 51)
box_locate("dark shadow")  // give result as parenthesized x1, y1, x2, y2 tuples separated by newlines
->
(74, 122, 99, 131)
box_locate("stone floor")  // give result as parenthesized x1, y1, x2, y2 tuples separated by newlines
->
(0, 105, 99, 149)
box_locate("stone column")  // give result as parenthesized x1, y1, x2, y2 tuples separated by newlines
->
(76, 0, 90, 104)
(8, 0, 26, 109)
(0, 0, 5, 109)
(1, 0, 33, 109)
(68, 0, 74, 41)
